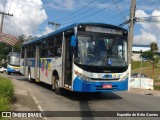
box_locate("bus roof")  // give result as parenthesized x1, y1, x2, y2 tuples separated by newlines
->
(23, 22, 127, 46)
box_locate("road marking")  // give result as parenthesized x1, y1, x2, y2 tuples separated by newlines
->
(28, 88, 48, 120)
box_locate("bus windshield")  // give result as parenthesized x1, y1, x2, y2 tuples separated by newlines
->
(75, 35, 127, 67)
(8, 54, 20, 66)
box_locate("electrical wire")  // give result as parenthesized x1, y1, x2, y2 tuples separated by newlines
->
(12, 0, 20, 14)
(58, 0, 108, 22)
(7, 0, 12, 13)
(61, 0, 122, 25)
(55, 0, 97, 21)
(112, 0, 126, 21)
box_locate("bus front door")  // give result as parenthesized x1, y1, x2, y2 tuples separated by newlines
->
(63, 35, 73, 88)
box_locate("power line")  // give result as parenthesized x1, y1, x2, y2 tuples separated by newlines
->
(58, 0, 108, 22)
(112, 0, 126, 21)
(61, 0, 122, 25)
(7, 0, 12, 13)
(0, 11, 13, 32)
(55, 0, 97, 21)
(119, 15, 160, 27)
(12, 0, 20, 14)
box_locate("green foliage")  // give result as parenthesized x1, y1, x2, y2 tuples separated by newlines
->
(0, 34, 26, 66)
(150, 42, 158, 52)
(0, 42, 12, 61)
(0, 76, 14, 111)
(154, 85, 160, 90)
(141, 50, 154, 60)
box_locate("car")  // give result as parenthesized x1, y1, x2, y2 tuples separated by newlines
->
(131, 73, 149, 78)
(0, 66, 7, 73)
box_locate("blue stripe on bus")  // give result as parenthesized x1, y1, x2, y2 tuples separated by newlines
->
(7, 67, 20, 73)
(73, 77, 128, 92)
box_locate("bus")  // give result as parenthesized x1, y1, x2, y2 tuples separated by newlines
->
(7, 52, 21, 75)
(20, 23, 128, 94)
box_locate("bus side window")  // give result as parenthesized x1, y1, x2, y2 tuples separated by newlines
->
(54, 35, 62, 57)
(47, 37, 54, 57)
(41, 39, 47, 57)
(21, 47, 25, 58)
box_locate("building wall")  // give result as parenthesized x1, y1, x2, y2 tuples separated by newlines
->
(132, 53, 141, 61)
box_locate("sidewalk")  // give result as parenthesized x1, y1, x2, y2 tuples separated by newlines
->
(128, 88, 160, 96)
(11, 78, 43, 120)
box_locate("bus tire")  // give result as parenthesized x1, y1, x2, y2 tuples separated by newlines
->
(54, 78, 62, 95)
(28, 71, 33, 83)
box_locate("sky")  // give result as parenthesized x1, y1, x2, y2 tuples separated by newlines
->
(0, 0, 160, 50)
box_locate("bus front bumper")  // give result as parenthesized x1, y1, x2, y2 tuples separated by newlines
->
(73, 77, 128, 92)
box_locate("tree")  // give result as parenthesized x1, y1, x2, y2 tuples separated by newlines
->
(141, 50, 154, 61)
(150, 42, 158, 52)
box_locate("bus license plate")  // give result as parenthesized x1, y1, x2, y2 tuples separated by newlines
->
(102, 84, 112, 89)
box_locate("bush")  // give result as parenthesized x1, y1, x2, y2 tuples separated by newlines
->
(0, 76, 14, 111)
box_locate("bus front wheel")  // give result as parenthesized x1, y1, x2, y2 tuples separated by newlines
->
(28, 71, 33, 83)
(53, 77, 62, 95)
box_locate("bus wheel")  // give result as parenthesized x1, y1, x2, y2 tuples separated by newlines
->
(28, 71, 33, 83)
(54, 79, 62, 95)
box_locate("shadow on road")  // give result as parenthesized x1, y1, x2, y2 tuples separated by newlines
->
(16, 77, 122, 101)
(62, 91, 122, 101)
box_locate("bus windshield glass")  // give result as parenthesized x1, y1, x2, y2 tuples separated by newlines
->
(75, 35, 127, 67)
(8, 54, 20, 66)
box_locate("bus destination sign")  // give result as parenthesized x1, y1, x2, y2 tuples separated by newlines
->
(85, 26, 122, 35)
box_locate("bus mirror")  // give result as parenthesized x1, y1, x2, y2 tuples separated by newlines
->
(71, 36, 77, 47)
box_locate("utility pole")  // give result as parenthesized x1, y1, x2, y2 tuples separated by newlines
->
(128, 0, 136, 65)
(128, 0, 136, 90)
(0, 11, 13, 32)
(48, 21, 61, 31)
(0, 11, 13, 52)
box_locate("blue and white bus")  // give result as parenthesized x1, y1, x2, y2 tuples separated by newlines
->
(7, 52, 21, 75)
(20, 23, 128, 94)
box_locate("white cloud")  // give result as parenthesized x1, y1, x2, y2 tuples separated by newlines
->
(134, 29, 157, 44)
(36, 26, 54, 37)
(134, 10, 160, 51)
(45, 0, 74, 10)
(0, 0, 47, 37)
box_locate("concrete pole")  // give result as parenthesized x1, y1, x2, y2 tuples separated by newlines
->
(128, 0, 136, 90)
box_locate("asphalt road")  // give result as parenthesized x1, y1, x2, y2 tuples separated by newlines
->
(1, 73, 160, 120)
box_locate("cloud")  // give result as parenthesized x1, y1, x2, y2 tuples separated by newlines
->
(44, 0, 74, 10)
(134, 9, 160, 51)
(0, 0, 47, 37)
(36, 26, 54, 37)
(134, 29, 157, 44)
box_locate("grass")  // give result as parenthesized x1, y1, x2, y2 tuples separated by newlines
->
(131, 61, 153, 70)
(0, 76, 14, 113)
(131, 61, 160, 90)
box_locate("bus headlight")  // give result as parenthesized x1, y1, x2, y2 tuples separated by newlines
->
(120, 74, 128, 81)
(77, 74, 91, 81)
(74, 70, 91, 81)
